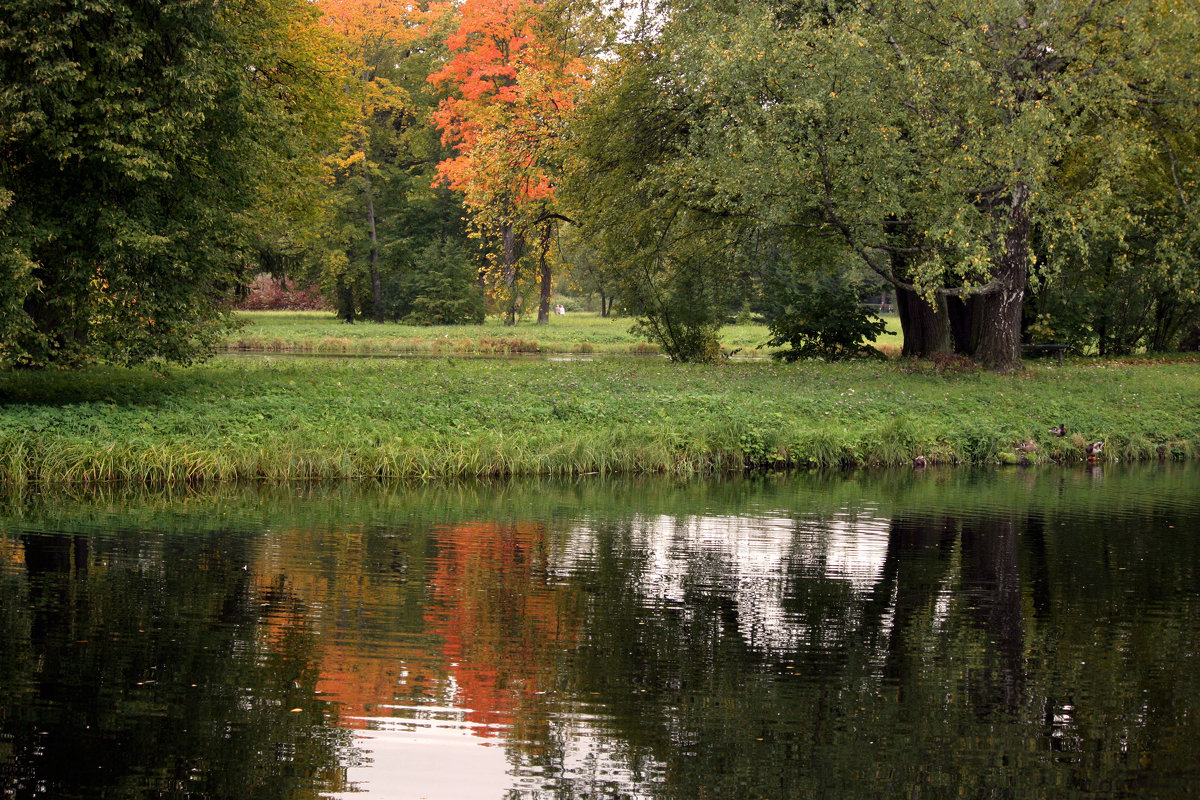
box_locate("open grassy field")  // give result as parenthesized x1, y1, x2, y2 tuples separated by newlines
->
(1, 353, 1196, 488)
(222, 310, 906, 356)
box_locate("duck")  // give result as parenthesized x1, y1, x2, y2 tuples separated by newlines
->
(1015, 440, 1038, 453)
(913, 455, 927, 468)
(1085, 441, 1104, 459)
(1049, 424, 1067, 437)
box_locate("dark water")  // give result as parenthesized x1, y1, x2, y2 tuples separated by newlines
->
(2, 464, 1199, 799)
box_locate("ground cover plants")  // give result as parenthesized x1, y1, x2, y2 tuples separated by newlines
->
(221, 311, 907, 357)
(1, 355, 1196, 488)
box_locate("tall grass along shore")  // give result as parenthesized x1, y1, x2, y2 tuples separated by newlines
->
(1, 354, 1197, 489)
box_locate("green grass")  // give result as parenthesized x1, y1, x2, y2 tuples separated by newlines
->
(221, 310, 904, 356)
(1, 354, 1196, 488)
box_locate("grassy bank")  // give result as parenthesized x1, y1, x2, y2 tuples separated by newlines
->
(1, 354, 1197, 488)
(223, 310, 906, 356)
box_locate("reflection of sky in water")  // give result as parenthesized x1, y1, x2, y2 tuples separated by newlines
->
(553, 509, 892, 655)
(325, 708, 663, 800)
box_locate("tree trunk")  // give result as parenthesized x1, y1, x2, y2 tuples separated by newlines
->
(537, 223, 552, 324)
(895, 288, 951, 357)
(886, 217, 951, 358)
(336, 275, 355, 323)
(501, 223, 523, 326)
(364, 172, 384, 323)
(600, 290, 609, 317)
(972, 185, 1030, 373)
(946, 295, 980, 356)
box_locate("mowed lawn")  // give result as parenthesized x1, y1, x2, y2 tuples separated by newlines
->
(222, 310, 906, 356)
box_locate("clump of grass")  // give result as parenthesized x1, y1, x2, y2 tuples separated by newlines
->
(628, 342, 661, 355)
(317, 336, 352, 353)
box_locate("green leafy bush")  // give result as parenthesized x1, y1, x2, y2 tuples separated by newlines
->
(761, 273, 888, 362)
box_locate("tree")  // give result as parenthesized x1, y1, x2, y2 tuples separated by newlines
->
(0, 0, 344, 367)
(680, 0, 1199, 370)
(317, 0, 485, 326)
(569, 0, 1199, 370)
(561, 4, 763, 361)
(428, 0, 595, 324)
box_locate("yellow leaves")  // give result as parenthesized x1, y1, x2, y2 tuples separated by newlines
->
(337, 151, 367, 169)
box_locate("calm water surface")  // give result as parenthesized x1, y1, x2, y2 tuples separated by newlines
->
(2, 464, 1198, 799)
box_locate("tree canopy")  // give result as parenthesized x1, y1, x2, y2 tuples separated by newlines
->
(564, 0, 1199, 369)
(0, 0, 346, 367)
(2, 0, 1196, 368)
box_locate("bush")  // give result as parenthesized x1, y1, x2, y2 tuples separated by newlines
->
(761, 272, 888, 361)
(238, 274, 330, 311)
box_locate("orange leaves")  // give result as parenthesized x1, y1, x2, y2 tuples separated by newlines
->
(428, 0, 591, 216)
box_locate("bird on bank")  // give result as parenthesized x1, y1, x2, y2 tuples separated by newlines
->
(913, 455, 927, 468)
(1086, 441, 1104, 459)
(1016, 440, 1038, 453)
(1050, 424, 1067, 437)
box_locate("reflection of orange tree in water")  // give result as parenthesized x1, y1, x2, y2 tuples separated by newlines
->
(250, 520, 582, 748)
(252, 525, 443, 730)
(425, 521, 582, 745)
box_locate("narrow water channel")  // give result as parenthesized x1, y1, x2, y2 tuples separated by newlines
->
(2, 464, 1198, 799)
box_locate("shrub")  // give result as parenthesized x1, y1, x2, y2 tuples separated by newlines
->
(761, 272, 888, 361)
(238, 273, 330, 311)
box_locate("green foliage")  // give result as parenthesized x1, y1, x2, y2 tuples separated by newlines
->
(561, 16, 754, 362)
(566, 0, 1200, 370)
(0, 0, 343, 367)
(386, 238, 486, 325)
(626, 239, 730, 363)
(762, 271, 888, 362)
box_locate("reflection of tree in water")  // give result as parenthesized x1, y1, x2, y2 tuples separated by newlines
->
(0, 530, 352, 800)
(425, 521, 582, 752)
(552, 507, 1200, 800)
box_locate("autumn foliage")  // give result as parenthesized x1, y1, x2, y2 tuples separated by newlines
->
(428, 0, 589, 207)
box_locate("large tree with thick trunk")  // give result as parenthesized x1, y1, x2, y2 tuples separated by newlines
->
(606, 0, 1196, 371)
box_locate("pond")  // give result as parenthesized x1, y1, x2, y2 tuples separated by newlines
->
(2, 464, 1199, 799)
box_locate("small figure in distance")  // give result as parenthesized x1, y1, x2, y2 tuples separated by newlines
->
(1086, 441, 1104, 459)
(913, 455, 927, 468)
(1015, 440, 1037, 453)
(1049, 424, 1067, 437)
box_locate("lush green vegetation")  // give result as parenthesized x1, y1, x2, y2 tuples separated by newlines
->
(5, 0, 1196, 373)
(222, 310, 909, 356)
(1, 355, 1195, 488)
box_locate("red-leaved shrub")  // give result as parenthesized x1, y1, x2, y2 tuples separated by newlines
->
(238, 273, 330, 311)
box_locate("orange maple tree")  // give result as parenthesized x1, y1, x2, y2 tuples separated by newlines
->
(428, 0, 591, 323)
